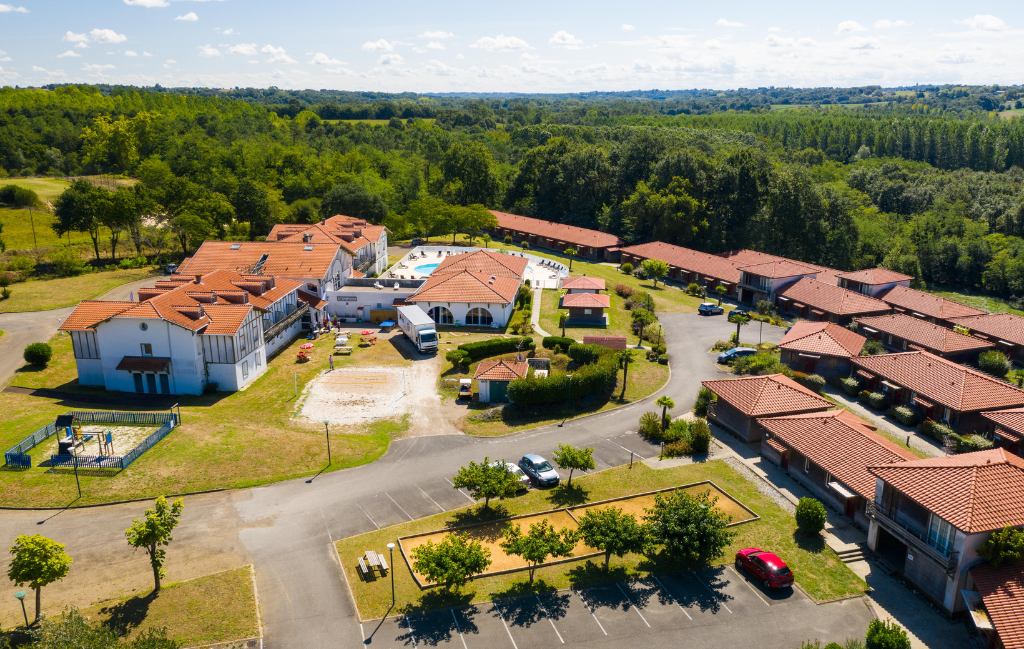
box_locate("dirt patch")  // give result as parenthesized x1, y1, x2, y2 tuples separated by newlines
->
(299, 367, 408, 422)
(571, 483, 755, 526)
(36, 424, 161, 458)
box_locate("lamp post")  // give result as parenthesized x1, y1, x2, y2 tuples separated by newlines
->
(70, 430, 81, 499)
(566, 374, 572, 417)
(323, 420, 332, 466)
(14, 590, 28, 628)
(387, 542, 396, 607)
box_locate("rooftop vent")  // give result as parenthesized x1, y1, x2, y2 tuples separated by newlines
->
(230, 244, 241, 250)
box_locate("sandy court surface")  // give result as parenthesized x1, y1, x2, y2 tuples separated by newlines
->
(571, 483, 755, 525)
(403, 510, 599, 582)
(299, 366, 408, 422)
(36, 424, 160, 459)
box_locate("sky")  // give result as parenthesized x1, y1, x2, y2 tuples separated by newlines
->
(1, 1, 1023, 93)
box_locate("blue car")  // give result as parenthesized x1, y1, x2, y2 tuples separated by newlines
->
(717, 347, 757, 363)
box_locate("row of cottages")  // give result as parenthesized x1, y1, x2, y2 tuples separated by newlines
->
(876, 284, 987, 327)
(405, 250, 527, 327)
(701, 373, 834, 443)
(266, 214, 390, 279)
(773, 278, 891, 325)
(836, 267, 914, 296)
(617, 241, 744, 298)
(855, 313, 995, 363)
(59, 270, 321, 395)
(948, 312, 1024, 364)
(851, 351, 1024, 434)
(560, 276, 610, 325)
(777, 321, 867, 377)
(489, 211, 625, 261)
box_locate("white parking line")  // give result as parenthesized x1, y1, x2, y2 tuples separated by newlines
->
(444, 477, 478, 503)
(355, 502, 380, 530)
(575, 590, 607, 635)
(728, 565, 771, 607)
(359, 623, 365, 642)
(405, 614, 417, 647)
(492, 602, 519, 649)
(606, 438, 645, 460)
(418, 485, 446, 512)
(691, 572, 732, 614)
(615, 583, 650, 628)
(535, 595, 565, 644)
(451, 609, 468, 649)
(652, 576, 691, 620)
(385, 492, 414, 521)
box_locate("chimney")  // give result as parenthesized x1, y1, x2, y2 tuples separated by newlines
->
(195, 274, 202, 285)
(303, 232, 312, 243)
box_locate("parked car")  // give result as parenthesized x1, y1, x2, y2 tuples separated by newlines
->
(164, 263, 177, 275)
(717, 347, 757, 363)
(735, 548, 794, 589)
(518, 454, 560, 487)
(490, 460, 530, 491)
(410, 238, 425, 246)
(698, 302, 724, 315)
(730, 308, 751, 319)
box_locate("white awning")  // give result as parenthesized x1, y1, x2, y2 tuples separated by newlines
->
(881, 380, 901, 390)
(828, 481, 857, 499)
(961, 590, 994, 631)
(998, 340, 1016, 347)
(798, 353, 821, 359)
(861, 327, 878, 334)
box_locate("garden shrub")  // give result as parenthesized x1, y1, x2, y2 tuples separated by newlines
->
(614, 283, 634, 298)
(521, 241, 530, 250)
(919, 419, 955, 443)
(632, 266, 648, 280)
(795, 497, 828, 534)
(861, 340, 887, 356)
(793, 373, 825, 393)
(503, 235, 512, 245)
(732, 351, 783, 375)
(458, 337, 534, 361)
(979, 350, 1011, 378)
(6, 254, 35, 276)
(23, 342, 52, 366)
(542, 336, 575, 350)
(865, 619, 910, 649)
(712, 340, 736, 352)
(50, 244, 87, 276)
(507, 349, 616, 406)
(690, 419, 711, 453)
(839, 376, 861, 396)
(619, 262, 633, 275)
(663, 439, 692, 457)
(638, 411, 661, 438)
(954, 434, 994, 453)
(567, 343, 605, 364)
(887, 405, 918, 426)
(658, 354, 669, 364)
(976, 526, 1024, 567)
(445, 349, 469, 371)
(118, 255, 148, 269)
(0, 184, 41, 207)
(694, 387, 714, 416)
(686, 282, 702, 296)
(858, 391, 886, 410)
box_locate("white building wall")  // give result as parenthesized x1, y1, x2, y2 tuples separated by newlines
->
(413, 301, 517, 327)
(264, 318, 302, 357)
(324, 288, 418, 319)
(74, 358, 105, 386)
(479, 379, 491, 403)
(94, 317, 204, 395)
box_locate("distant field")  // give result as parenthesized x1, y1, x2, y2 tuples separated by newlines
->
(1000, 109, 1024, 120)
(323, 118, 436, 126)
(0, 207, 110, 252)
(0, 177, 69, 203)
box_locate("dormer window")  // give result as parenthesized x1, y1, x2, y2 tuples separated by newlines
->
(304, 245, 314, 251)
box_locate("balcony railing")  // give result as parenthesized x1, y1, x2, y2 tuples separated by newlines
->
(264, 302, 308, 342)
(356, 257, 377, 275)
(866, 501, 957, 569)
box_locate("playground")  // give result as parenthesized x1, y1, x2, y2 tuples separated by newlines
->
(299, 366, 409, 422)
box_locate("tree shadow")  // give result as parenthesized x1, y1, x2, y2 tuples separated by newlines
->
(444, 504, 510, 530)
(0, 627, 32, 647)
(567, 559, 630, 591)
(489, 579, 569, 627)
(398, 593, 477, 646)
(96, 590, 158, 637)
(545, 483, 590, 508)
(793, 530, 826, 553)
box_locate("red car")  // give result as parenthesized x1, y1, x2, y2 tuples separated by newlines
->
(735, 548, 794, 589)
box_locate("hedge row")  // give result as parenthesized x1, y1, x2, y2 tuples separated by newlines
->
(458, 337, 534, 361)
(792, 371, 825, 393)
(507, 353, 617, 405)
(887, 405, 919, 426)
(542, 336, 576, 350)
(567, 343, 607, 365)
(859, 390, 887, 410)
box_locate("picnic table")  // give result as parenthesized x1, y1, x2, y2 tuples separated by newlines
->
(357, 549, 389, 577)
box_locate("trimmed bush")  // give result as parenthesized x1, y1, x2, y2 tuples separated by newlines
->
(979, 350, 1011, 378)
(862, 340, 887, 356)
(23, 342, 53, 366)
(619, 262, 633, 275)
(614, 283, 634, 298)
(839, 376, 861, 396)
(658, 354, 669, 365)
(567, 343, 605, 364)
(954, 434, 994, 453)
(865, 619, 911, 649)
(543, 336, 575, 350)
(504, 235, 513, 245)
(795, 497, 828, 535)
(458, 337, 534, 361)
(690, 419, 711, 453)
(859, 391, 886, 410)
(686, 282, 702, 296)
(445, 349, 469, 371)
(694, 387, 714, 416)
(793, 373, 825, 393)
(887, 405, 918, 426)
(919, 419, 955, 443)
(663, 439, 693, 457)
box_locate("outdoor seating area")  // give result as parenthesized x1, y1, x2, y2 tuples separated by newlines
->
(357, 549, 390, 580)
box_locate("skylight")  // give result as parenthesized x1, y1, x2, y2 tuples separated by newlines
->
(304, 245, 314, 251)
(230, 244, 241, 250)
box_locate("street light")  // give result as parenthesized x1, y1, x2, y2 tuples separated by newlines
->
(14, 590, 28, 628)
(566, 374, 572, 417)
(386, 542, 396, 607)
(323, 420, 332, 466)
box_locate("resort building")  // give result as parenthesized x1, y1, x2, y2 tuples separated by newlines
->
(266, 214, 389, 278)
(777, 321, 866, 377)
(490, 211, 624, 261)
(701, 373, 834, 443)
(474, 359, 528, 403)
(947, 312, 1024, 365)
(618, 241, 743, 297)
(836, 268, 914, 296)
(774, 277, 891, 325)
(877, 285, 987, 328)
(404, 250, 527, 327)
(856, 313, 995, 363)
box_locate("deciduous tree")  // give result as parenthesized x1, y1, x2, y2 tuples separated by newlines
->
(125, 496, 184, 592)
(643, 489, 733, 567)
(640, 258, 669, 288)
(7, 534, 73, 622)
(552, 443, 595, 486)
(452, 458, 519, 508)
(411, 533, 492, 592)
(500, 519, 580, 583)
(577, 507, 647, 570)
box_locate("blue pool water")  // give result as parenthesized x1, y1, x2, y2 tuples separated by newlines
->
(414, 262, 536, 275)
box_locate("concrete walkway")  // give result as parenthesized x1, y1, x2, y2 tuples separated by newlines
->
(531, 287, 552, 337)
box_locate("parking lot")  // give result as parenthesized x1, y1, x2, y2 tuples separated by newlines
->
(360, 566, 873, 648)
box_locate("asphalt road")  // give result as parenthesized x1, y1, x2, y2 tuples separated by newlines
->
(1, 311, 791, 648)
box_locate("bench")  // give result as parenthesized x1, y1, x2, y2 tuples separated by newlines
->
(357, 557, 369, 576)
(334, 347, 353, 355)
(378, 554, 389, 572)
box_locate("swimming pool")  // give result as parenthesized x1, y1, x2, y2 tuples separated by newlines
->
(414, 262, 536, 275)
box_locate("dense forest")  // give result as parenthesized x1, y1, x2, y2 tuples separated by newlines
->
(2, 83, 1024, 304)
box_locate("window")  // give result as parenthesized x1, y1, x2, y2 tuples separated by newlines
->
(255, 352, 261, 369)
(466, 307, 493, 326)
(943, 407, 952, 423)
(804, 457, 810, 473)
(139, 322, 148, 331)
(242, 360, 249, 379)
(141, 343, 153, 357)
(927, 515, 956, 556)
(902, 339, 908, 350)
(584, 308, 592, 315)
(828, 357, 838, 369)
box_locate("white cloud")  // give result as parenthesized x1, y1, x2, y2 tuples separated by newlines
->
(75, 42, 88, 49)
(143, 51, 153, 57)
(621, 24, 635, 31)
(197, 44, 221, 57)
(308, 52, 343, 65)
(549, 30, 584, 48)
(0, 3, 29, 11)
(874, 19, 911, 29)
(955, 15, 1006, 31)
(247, 60, 258, 64)
(767, 26, 781, 32)
(378, 53, 403, 65)
(124, 0, 168, 6)
(798, 37, 818, 47)
(765, 34, 795, 47)
(418, 30, 454, 39)
(427, 41, 446, 50)
(362, 39, 393, 52)
(175, 11, 198, 21)
(716, 18, 744, 28)
(165, 58, 176, 63)
(261, 44, 296, 63)
(471, 34, 532, 52)
(226, 43, 256, 55)
(63, 31, 89, 43)
(411, 47, 427, 54)
(219, 28, 234, 35)
(0, 51, 9, 61)
(57, 50, 81, 58)
(456, 53, 464, 60)
(82, 63, 115, 71)
(836, 20, 867, 34)
(847, 37, 881, 49)
(91, 28, 128, 44)
(125, 50, 138, 56)
(938, 51, 974, 64)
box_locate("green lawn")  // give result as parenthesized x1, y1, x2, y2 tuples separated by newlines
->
(336, 460, 867, 621)
(999, 109, 1024, 121)
(0, 332, 406, 507)
(0, 207, 112, 253)
(0, 266, 160, 312)
(79, 566, 259, 646)
(0, 177, 70, 203)
(923, 287, 1024, 317)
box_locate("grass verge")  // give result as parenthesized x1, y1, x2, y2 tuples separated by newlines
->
(0, 266, 160, 312)
(335, 460, 867, 620)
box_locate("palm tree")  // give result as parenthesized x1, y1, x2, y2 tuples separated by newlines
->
(565, 248, 578, 271)
(617, 349, 635, 399)
(559, 311, 569, 337)
(482, 234, 492, 248)
(656, 395, 675, 430)
(715, 285, 727, 306)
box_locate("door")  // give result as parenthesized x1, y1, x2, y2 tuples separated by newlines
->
(146, 373, 157, 394)
(780, 452, 790, 470)
(803, 358, 816, 373)
(845, 498, 857, 519)
(133, 373, 144, 393)
(491, 381, 508, 403)
(159, 374, 170, 394)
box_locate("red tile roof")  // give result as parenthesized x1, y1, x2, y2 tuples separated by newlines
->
(776, 278, 891, 317)
(619, 242, 742, 283)
(297, 290, 328, 309)
(701, 373, 834, 417)
(59, 301, 137, 331)
(877, 285, 987, 321)
(561, 275, 606, 291)
(857, 313, 996, 355)
(981, 408, 1024, 440)
(718, 249, 841, 285)
(948, 312, 1024, 347)
(738, 259, 821, 279)
(115, 356, 171, 372)
(474, 360, 529, 381)
(407, 270, 521, 305)
(561, 292, 610, 309)
(852, 351, 1024, 413)
(971, 562, 1024, 649)
(778, 321, 866, 358)
(758, 409, 918, 499)
(267, 214, 387, 255)
(491, 211, 624, 249)
(432, 250, 528, 278)
(836, 268, 914, 285)
(868, 449, 1024, 533)
(178, 241, 340, 280)
(201, 304, 254, 335)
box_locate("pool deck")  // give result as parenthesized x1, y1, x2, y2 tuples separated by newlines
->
(384, 245, 567, 288)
